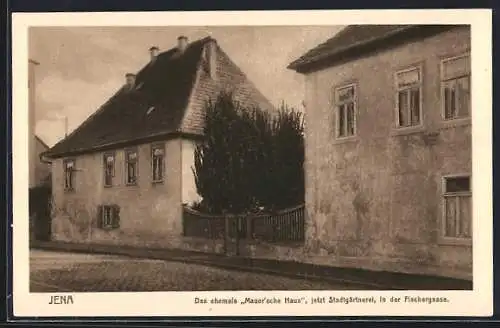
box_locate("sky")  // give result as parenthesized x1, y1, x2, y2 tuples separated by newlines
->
(29, 26, 342, 147)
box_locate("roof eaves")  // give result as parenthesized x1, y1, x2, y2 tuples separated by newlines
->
(288, 25, 416, 72)
(43, 130, 203, 159)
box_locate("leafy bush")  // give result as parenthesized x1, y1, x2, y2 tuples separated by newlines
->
(192, 92, 304, 215)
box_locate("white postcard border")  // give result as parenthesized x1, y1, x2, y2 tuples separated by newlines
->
(12, 9, 493, 317)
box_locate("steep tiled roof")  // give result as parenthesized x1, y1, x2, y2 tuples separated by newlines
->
(181, 47, 275, 135)
(288, 25, 418, 72)
(45, 37, 273, 158)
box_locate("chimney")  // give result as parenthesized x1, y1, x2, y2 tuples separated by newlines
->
(177, 36, 188, 53)
(149, 46, 159, 62)
(125, 73, 136, 90)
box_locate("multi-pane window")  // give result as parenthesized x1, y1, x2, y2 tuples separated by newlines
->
(98, 205, 120, 229)
(103, 206, 113, 227)
(152, 145, 164, 182)
(125, 150, 138, 185)
(103, 153, 115, 187)
(334, 84, 356, 138)
(441, 53, 471, 120)
(64, 159, 75, 191)
(396, 66, 422, 128)
(443, 175, 472, 239)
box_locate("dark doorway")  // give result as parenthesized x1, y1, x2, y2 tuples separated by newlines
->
(29, 185, 52, 241)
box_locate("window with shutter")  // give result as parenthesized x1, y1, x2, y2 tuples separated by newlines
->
(112, 205, 121, 228)
(97, 205, 120, 230)
(97, 205, 103, 229)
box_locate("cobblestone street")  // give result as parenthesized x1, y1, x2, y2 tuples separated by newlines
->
(30, 250, 362, 292)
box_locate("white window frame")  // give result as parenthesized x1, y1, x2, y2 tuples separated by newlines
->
(151, 144, 165, 183)
(103, 152, 115, 187)
(334, 83, 357, 139)
(102, 205, 114, 228)
(125, 149, 138, 185)
(440, 53, 471, 121)
(63, 159, 75, 191)
(440, 174, 472, 245)
(394, 65, 423, 130)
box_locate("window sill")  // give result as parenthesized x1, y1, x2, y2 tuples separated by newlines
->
(104, 185, 114, 188)
(152, 180, 164, 185)
(439, 117, 471, 130)
(333, 136, 359, 145)
(390, 125, 426, 137)
(100, 226, 119, 231)
(64, 188, 75, 193)
(438, 236, 472, 247)
(126, 182, 138, 187)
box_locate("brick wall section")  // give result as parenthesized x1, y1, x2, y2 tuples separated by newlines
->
(51, 138, 185, 249)
(299, 26, 472, 279)
(181, 41, 275, 135)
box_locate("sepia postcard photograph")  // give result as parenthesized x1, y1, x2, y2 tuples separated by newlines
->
(11, 9, 492, 317)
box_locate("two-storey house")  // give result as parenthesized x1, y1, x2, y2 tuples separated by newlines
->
(288, 25, 472, 280)
(43, 35, 274, 249)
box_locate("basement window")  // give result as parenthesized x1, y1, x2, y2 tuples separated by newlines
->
(442, 175, 472, 242)
(98, 205, 120, 229)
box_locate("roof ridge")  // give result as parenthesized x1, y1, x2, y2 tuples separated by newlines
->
(177, 39, 210, 132)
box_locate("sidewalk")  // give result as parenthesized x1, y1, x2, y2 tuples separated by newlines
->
(31, 240, 472, 290)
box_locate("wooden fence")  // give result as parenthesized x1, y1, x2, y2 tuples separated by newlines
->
(182, 204, 305, 243)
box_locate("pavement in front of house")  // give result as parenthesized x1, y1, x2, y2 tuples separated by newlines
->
(30, 241, 472, 291)
(30, 249, 366, 292)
